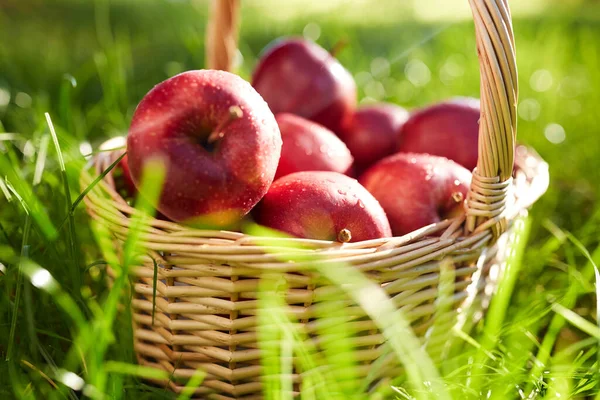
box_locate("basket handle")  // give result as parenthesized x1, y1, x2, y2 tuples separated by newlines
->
(205, 0, 240, 72)
(465, 0, 518, 238)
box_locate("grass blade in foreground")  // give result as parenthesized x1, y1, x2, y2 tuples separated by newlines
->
(248, 224, 448, 400)
(468, 216, 531, 395)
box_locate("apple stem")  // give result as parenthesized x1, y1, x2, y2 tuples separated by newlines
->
(207, 105, 243, 144)
(329, 39, 349, 58)
(337, 228, 352, 243)
(451, 192, 464, 203)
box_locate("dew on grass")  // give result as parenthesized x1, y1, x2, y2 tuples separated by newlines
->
(58, 370, 85, 391)
(79, 141, 92, 158)
(31, 268, 53, 289)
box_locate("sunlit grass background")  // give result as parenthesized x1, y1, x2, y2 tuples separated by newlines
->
(1, 0, 599, 398)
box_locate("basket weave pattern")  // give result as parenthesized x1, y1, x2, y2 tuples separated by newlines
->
(82, 0, 549, 398)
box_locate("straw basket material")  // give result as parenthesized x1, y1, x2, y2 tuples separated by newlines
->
(82, 0, 549, 398)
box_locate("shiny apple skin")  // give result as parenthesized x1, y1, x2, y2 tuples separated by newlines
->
(252, 38, 357, 134)
(275, 113, 353, 179)
(397, 98, 480, 170)
(340, 103, 409, 172)
(127, 70, 282, 227)
(359, 153, 471, 236)
(255, 171, 391, 242)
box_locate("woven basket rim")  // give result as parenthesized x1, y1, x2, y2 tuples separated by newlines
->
(82, 144, 548, 253)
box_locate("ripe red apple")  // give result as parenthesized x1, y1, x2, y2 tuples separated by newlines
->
(127, 70, 282, 227)
(359, 153, 471, 236)
(397, 98, 480, 171)
(255, 171, 391, 242)
(252, 38, 357, 134)
(274, 113, 353, 179)
(340, 103, 409, 172)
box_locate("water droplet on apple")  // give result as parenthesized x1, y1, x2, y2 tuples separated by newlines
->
(357, 200, 365, 209)
(337, 189, 347, 196)
(454, 179, 461, 186)
(319, 145, 328, 153)
(410, 157, 417, 164)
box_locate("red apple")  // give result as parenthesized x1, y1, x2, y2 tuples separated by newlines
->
(359, 153, 471, 236)
(397, 98, 480, 170)
(255, 171, 391, 242)
(340, 103, 409, 172)
(275, 113, 353, 179)
(252, 38, 357, 134)
(127, 70, 282, 227)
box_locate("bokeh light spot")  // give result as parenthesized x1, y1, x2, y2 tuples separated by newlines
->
(15, 92, 32, 108)
(518, 98, 541, 121)
(405, 59, 431, 87)
(303, 22, 321, 42)
(370, 57, 390, 79)
(544, 123, 566, 144)
(530, 69, 553, 92)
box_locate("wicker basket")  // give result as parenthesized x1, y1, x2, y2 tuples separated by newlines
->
(82, 0, 549, 398)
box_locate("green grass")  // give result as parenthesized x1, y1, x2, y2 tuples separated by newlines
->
(1, 0, 600, 398)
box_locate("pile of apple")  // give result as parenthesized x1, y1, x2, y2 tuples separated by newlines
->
(120, 38, 481, 243)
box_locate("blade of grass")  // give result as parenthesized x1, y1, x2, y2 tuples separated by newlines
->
(20, 359, 59, 390)
(552, 303, 600, 339)
(82, 158, 164, 393)
(176, 370, 206, 400)
(525, 240, 600, 396)
(258, 274, 337, 400)
(23, 133, 52, 365)
(248, 222, 448, 399)
(468, 216, 531, 394)
(0, 156, 57, 239)
(33, 134, 50, 186)
(46, 113, 81, 275)
(31, 152, 126, 258)
(104, 361, 170, 381)
(6, 217, 32, 361)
